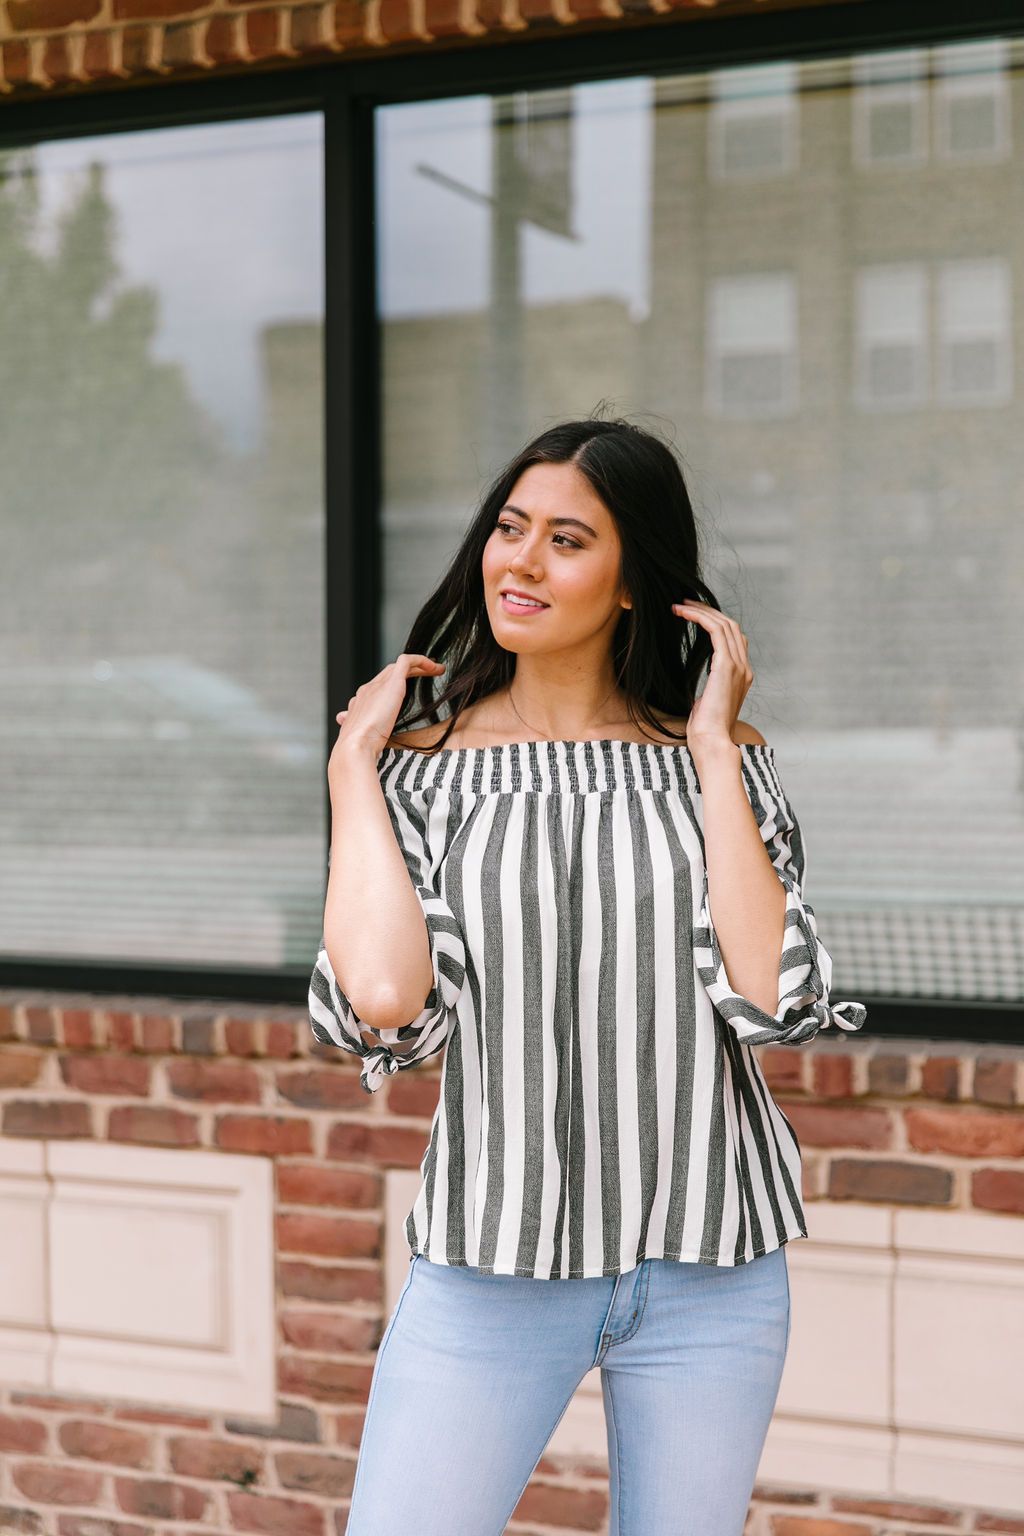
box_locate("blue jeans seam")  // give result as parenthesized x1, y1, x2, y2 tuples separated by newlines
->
(603, 1259, 651, 1348)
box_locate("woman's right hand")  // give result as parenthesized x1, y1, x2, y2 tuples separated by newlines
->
(328, 653, 445, 784)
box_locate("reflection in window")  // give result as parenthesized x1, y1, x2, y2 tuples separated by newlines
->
(937, 258, 1012, 404)
(0, 115, 325, 971)
(707, 61, 798, 180)
(935, 38, 1010, 161)
(855, 264, 928, 410)
(852, 47, 928, 167)
(706, 273, 798, 419)
(376, 39, 1024, 1013)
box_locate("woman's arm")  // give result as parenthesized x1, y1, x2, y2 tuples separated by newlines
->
(324, 741, 436, 1038)
(692, 733, 786, 1019)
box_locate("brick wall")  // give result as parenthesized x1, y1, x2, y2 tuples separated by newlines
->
(0, 0, 864, 100)
(1, 993, 1022, 1535)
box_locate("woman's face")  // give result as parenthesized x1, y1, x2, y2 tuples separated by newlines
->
(481, 461, 631, 655)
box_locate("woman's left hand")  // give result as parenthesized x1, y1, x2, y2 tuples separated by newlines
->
(672, 600, 753, 752)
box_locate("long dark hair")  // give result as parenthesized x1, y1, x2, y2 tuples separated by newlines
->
(388, 413, 723, 753)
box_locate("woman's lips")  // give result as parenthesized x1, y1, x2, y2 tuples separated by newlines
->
(500, 593, 550, 615)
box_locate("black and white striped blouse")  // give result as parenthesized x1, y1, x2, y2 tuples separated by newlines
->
(309, 737, 866, 1278)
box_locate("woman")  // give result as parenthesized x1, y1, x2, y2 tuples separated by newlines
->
(309, 416, 867, 1536)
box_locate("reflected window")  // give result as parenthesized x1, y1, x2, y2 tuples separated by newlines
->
(852, 47, 928, 167)
(855, 264, 928, 410)
(707, 61, 798, 180)
(937, 257, 1012, 404)
(706, 273, 798, 419)
(935, 38, 1010, 161)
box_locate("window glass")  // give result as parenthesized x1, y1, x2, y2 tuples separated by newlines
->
(376, 41, 1023, 1009)
(0, 113, 324, 971)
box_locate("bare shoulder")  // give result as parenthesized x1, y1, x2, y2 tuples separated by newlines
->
(731, 718, 768, 746)
(388, 722, 451, 751)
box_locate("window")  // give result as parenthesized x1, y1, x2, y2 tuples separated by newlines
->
(375, 38, 1024, 1040)
(0, 114, 325, 991)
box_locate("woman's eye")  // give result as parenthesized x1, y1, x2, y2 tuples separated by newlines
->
(495, 520, 581, 550)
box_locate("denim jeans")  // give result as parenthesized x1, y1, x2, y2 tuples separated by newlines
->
(346, 1243, 792, 1535)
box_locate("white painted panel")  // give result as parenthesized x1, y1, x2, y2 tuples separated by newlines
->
(46, 1142, 276, 1419)
(777, 1232, 892, 1426)
(758, 1415, 893, 1492)
(893, 1207, 1024, 1443)
(895, 1430, 1024, 1514)
(0, 1139, 48, 1331)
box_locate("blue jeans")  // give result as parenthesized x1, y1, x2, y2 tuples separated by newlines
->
(346, 1244, 792, 1535)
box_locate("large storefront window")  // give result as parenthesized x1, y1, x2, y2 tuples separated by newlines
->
(0, 113, 325, 975)
(376, 38, 1023, 1021)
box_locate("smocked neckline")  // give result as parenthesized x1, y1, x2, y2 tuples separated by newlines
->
(378, 737, 774, 796)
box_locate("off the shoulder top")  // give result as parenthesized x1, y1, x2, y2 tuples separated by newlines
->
(308, 737, 867, 1279)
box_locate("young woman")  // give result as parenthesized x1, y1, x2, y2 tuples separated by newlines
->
(309, 416, 867, 1536)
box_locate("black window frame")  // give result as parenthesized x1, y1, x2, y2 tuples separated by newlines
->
(1, 0, 1022, 1043)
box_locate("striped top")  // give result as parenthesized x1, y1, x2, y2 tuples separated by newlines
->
(308, 737, 867, 1278)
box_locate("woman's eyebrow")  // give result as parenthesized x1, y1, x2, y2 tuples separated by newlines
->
(500, 504, 598, 538)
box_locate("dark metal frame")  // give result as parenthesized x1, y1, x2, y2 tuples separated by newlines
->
(1, 0, 1022, 1041)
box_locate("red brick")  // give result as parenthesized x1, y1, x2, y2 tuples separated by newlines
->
(828, 1158, 953, 1206)
(378, 0, 415, 41)
(226, 1490, 324, 1536)
(243, 9, 283, 57)
(921, 1056, 961, 1100)
(216, 1115, 313, 1155)
(384, 1073, 440, 1117)
(2, 39, 33, 83)
(811, 1054, 854, 1099)
(25, 1007, 56, 1045)
(113, 0, 205, 18)
(276, 1069, 364, 1111)
(12, 1465, 102, 1505)
(0, 1005, 17, 1041)
(167, 1059, 261, 1104)
(276, 1212, 380, 1261)
(276, 1355, 374, 1406)
(771, 1103, 891, 1151)
(280, 1310, 379, 1354)
(169, 1435, 264, 1482)
(512, 1479, 607, 1529)
(972, 1167, 1024, 1216)
(108, 1106, 200, 1147)
(278, 1261, 381, 1306)
(81, 29, 119, 75)
(831, 1494, 962, 1520)
(59, 1055, 151, 1096)
(266, 1021, 300, 1060)
(422, 0, 464, 40)
(867, 1053, 911, 1096)
(203, 11, 243, 59)
(7, 0, 100, 23)
(114, 1477, 207, 1520)
(140, 1016, 175, 1054)
(225, 1018, 260, 1057)
(333, 0, 365, 46)
(42, 32, 76, 78)
(275, 1450, 355, 1497)
(62, 1010, 96, 1049)
(771, 1522, 872, 1536)
(104, 1012, 137, 1051)
(58, 1420, 151, 1467)
(0, 1414, 47, 1454)
(3, 1101, 92, 1138)
(759, 1047, 805, 1091)
(276, 1163, 380, 1210)
(906, 1107, 1024, 1159)
(325, 1120, 428, 1167)
(0, 1050, 44, 1089)
(972, 1056, 1018, 1107)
